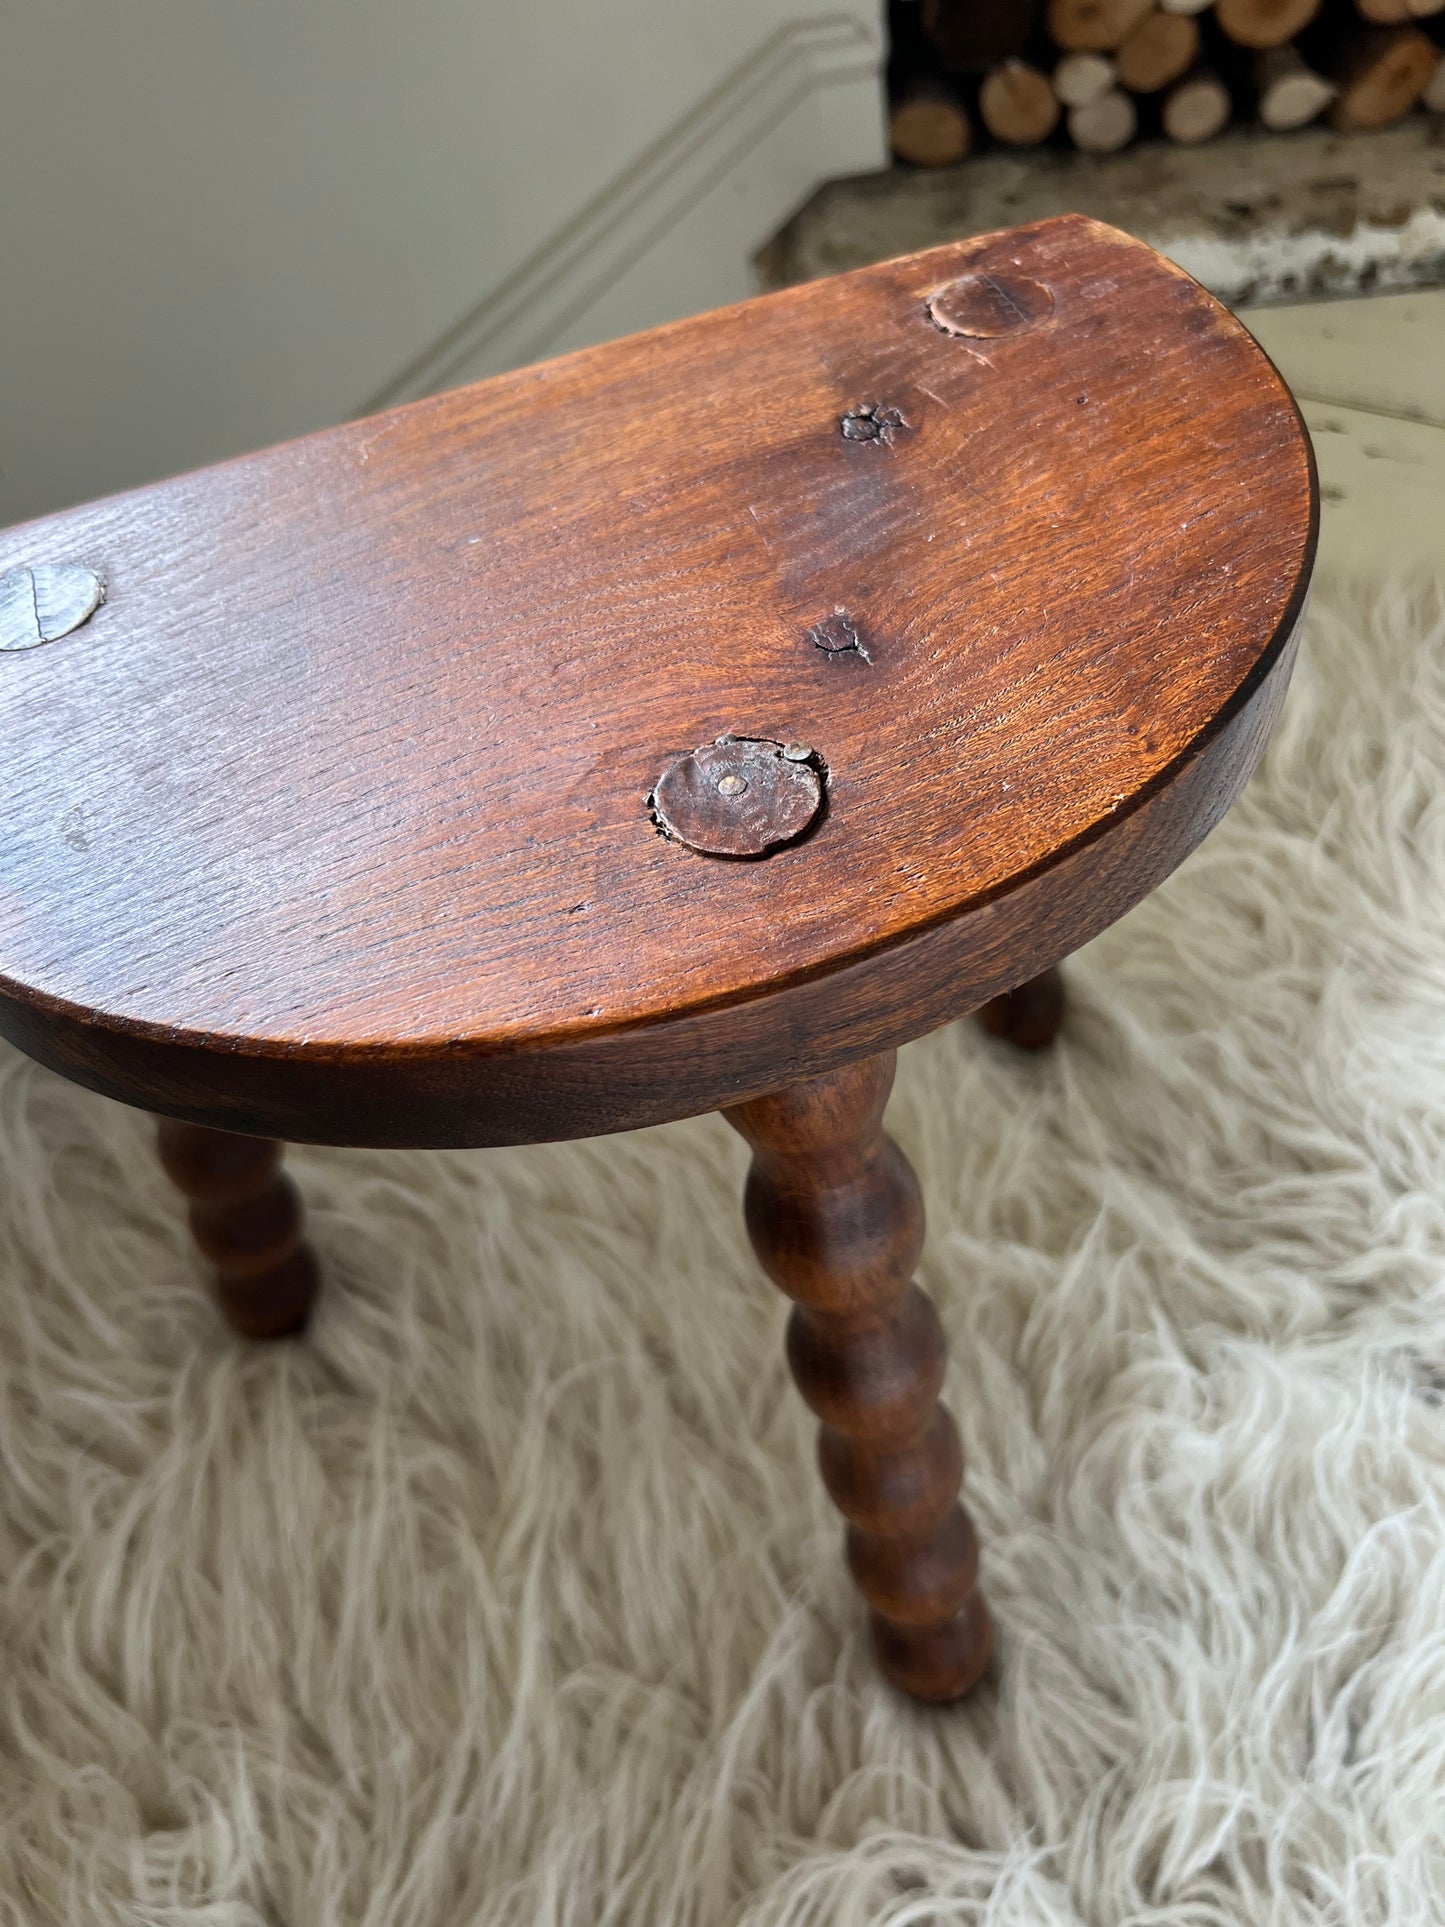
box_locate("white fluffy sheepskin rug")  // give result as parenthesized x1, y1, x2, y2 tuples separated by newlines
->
(2, 576, 1444, 1927)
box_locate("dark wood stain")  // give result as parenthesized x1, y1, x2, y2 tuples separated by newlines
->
(975, 964, 1067, 1050)
(0, 214, 1315, 1148)
(156, 1121, 318, 1337)
(728, 1051, 993, 1702)
(0, 215, 1315, 1705)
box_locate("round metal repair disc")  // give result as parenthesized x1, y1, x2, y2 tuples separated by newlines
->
(0, 564, 105, 652)
(926, 272, 1054, 338)
(652, 737, 823, 858)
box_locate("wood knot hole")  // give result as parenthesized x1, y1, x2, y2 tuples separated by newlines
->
(840, 404, 906, 445)
(809, 610, 872, 663)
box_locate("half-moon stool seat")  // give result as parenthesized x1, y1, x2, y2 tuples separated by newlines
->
(0, 216, 1316, 1702)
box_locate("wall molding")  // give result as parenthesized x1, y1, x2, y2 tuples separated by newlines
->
(363, 13, 884, 411)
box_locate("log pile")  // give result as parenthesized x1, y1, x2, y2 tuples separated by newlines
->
(888, 0, 1445, 163)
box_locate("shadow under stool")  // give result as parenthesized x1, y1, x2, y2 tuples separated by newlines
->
(0, 215, 1316, 1703)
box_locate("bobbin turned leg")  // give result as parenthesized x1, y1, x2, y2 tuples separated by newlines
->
(975, 965, 1066, 1052)
(155, 1121, 319, 1338)
(725, 1052, 991, 1703)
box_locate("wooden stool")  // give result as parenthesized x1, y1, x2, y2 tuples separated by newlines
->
(0, 217, 1315, 1702)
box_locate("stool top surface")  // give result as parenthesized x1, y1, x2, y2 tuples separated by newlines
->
(0, 216, 1313, 1131)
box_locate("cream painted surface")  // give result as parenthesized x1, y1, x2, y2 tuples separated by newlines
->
(1298, 401, 1445, 582)
(1245, 292, 1445, 432)
(0, 4, 883, 526)
(1242, 289, 1445, 581)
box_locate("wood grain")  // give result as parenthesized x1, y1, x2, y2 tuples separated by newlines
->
(0, 216, 1316, 1147)
(727, 1053, 992, 1702)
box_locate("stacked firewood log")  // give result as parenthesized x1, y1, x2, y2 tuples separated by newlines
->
(887, 0, 1445, 163)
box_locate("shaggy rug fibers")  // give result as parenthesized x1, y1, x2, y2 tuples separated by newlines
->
(2, 576, 1444, 1927)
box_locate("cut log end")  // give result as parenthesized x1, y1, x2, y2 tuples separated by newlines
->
(1054, 50, 1117, 104)
(1215, 0, 1322, 48)
(1256, 45, 1336, 128)
(1117, 8, 1202, 90)
(1069, 85, 1140, 148)
(1329, 26, 1438, 130)
(1047, 0, 1154, 51)
(979, 60, 1062, 143)
(1162, 66, 1232, 140)
(890, 83, 973, 167)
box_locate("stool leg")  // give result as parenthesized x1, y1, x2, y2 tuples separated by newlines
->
(725, 1052, 991, 1703)
(975, 964, 1065, 1051)
(155, 1120, 319, 1338)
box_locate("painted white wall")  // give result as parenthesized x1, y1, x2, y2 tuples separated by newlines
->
(0, 3, 884, 527)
